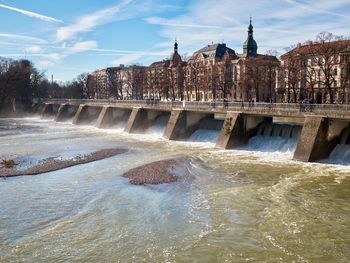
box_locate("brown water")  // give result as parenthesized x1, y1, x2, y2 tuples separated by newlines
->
(0, 117, 349, 262)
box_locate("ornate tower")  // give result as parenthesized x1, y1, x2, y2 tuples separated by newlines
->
(243, 17, 258, 57)
(170, 39, 182, 67)
(174, 39, 178, 54)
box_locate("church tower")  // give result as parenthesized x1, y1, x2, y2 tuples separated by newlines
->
(174, 39, 178, 54)
(170, 39, 182, 67)
(243, 17, 258, 57)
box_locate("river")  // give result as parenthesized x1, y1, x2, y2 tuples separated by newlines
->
(0, 117, 349, 262)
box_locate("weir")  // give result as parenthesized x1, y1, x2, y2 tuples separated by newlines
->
(216, 112, 270, 149)
(96, 107, 131, 129)
(39, 99, 350, 163)
(72, 105, 103, 125)
(163, 110, 218, 140)
(247, 122, 302, 153)
(41, 103, 60, 119)
(125, 108, 170, 133)
(294, 117, 350, 162)
(55, 104, 79, 122)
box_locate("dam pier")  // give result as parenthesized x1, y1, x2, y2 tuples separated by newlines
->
(39, 99, 350, 163)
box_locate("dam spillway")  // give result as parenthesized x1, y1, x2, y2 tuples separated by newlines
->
(38, 99, 350, 163)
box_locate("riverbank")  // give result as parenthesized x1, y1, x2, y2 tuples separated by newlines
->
(0, 148, 127, 177)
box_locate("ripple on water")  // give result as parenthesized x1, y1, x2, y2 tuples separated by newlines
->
(0, 117, 349, 262)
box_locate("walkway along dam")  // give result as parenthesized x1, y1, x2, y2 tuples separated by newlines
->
(38, 99, 350, 163)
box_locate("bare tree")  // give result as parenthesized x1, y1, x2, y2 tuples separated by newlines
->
(310, 32, 347, 103)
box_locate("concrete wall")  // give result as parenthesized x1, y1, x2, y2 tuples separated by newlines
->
(294, 117, 350, 162)
(124, 108, 170, 133)
(55, 104, 79, 122)
(164, 110, 215, 140)
(96, 107, 131, 128)
(72, 105, 102, 125)
(41, 103, 60, 119)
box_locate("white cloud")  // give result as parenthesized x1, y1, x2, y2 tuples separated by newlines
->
(282, 0, 350, 19)
(111, 50, 170, 66)
(44, 53, 61, 61)
(144, 0, 350, 57)
(0, 33, 47, 44)
(26, 45, 42, 54)
(67, 40, 98, 54)
(0, 4, 63, 23)
(55, 0, 133, 41)
(38, 53, 62, 67)
(145, 17, 222, 29)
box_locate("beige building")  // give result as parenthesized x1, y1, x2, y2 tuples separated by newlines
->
(86, 18, 280, 103)
(280, 39, 350, 104)
(184, 18, 279, 102)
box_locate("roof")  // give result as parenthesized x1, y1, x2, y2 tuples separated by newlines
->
(238, 54, 280, 64)
(281, 39, 350, 59)
(149, 59, 170, 68)
(193, 43, 236, 59)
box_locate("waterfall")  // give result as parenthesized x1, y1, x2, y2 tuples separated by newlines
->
(187, 129, 220, 143)
(247, 123, 302, 153)
(144, 115, 169, 135)
(110, 119, 127, 131)
(326, 128, 350, 165)
(328, 145, 350, 165)
(186, 118, 222, 143)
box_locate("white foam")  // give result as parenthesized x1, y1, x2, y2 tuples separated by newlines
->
(247, 135, 297, 154)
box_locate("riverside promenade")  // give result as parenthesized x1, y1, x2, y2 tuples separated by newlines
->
(39, 99, 350, 163)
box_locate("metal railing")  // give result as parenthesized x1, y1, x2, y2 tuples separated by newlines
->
(41, 98, 350, 116)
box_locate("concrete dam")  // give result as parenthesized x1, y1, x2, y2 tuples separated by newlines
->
(38, 99, 350, 163)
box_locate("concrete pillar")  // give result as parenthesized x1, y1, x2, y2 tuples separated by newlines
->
(124, 107, 146, 133)
(215, 112, 243, 149)
(72, 104, 85, 125)
(96, 106, 112, 128)
(163, 110, 186, 139)
(215, 113, 269, 149)
(293, 116, 329, 162)
(54, 104, 67, 122)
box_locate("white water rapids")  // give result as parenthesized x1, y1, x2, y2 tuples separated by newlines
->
(0, 117, 349, 262)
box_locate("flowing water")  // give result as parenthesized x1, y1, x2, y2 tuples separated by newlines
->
(0, 117, 349, 262)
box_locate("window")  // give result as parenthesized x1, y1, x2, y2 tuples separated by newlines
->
(334, 68, 338, 76)
(334, 80, 338, 87)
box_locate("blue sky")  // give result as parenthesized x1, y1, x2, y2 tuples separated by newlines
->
(0, 0, 349, 81)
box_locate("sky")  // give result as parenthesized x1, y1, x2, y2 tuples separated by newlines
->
(0, 0, 349, 82)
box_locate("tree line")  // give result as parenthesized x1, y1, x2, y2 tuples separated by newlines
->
(0, 57, 87, 113)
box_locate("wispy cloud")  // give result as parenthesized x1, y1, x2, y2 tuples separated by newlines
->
(111, 50, 170, 66)
(67, 40, 98, 54)
(145, 17, 222, 29)
(283, 0, 350, 19)
(144, 0, 350, 57)
(0, 4, 63, 23)
(25, 45, 42, 54)
(55, 0, 133, 41)
(0, 33, 47, 44)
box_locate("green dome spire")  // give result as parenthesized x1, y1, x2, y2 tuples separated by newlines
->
(248, 16, 253, 32)
(243, 16, 258, 57)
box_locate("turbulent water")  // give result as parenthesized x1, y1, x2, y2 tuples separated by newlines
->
(0, 117, 350, 262)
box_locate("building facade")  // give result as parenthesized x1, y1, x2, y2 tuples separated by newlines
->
(280, 39, 350, 104)
(86, 18, 280, 102)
